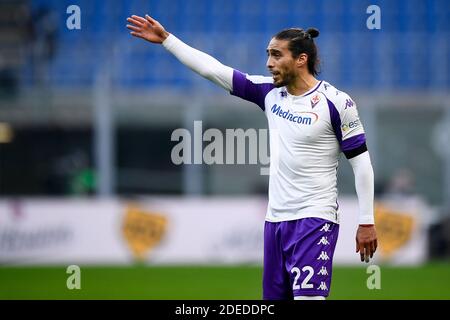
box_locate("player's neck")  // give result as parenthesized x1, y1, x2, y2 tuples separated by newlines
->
(286, 73, 318, 96)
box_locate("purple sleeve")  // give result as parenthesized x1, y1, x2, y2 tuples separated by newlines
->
(341, 134, 366, 152)
(230, 70, 275, 111)
(327, 97, 367, 157)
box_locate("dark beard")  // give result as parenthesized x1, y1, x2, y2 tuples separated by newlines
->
(274, 80, 287, 88)
(274, 71, 295, 88)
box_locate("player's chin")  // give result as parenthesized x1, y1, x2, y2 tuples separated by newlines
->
(273, 79, 286, 88)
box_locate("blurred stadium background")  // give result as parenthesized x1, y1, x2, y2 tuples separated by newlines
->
(0, 0, 449, 299)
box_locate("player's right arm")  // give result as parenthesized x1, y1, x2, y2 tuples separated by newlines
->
(126, 14, 233, 91)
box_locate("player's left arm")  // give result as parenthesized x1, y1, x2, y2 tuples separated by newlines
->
(337, 94, 378, 263)
(349, 152, 378, 263)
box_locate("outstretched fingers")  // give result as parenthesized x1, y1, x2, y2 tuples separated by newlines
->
(131, 15, 148, 25)
(127, 17, 144, 27)
(126, 24, 141, 32)
(129, 31, 141, 38)
(145, 14, 156, 25)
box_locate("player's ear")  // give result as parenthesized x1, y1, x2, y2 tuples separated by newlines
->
(297, 53, 308, 68)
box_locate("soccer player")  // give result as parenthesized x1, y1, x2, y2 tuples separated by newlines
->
(126, 14, 377, 300)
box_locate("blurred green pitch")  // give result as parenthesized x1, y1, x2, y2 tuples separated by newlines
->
(0, 263, 449, 300)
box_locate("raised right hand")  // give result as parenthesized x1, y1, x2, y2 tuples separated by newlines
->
(126, 14, 169, 44)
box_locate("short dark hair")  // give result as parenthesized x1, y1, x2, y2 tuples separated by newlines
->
(274, 28, 320, 76)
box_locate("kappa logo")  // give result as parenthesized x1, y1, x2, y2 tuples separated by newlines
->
(317, 266, 328, 276)
(310, 94, 321, 108)
(317, 236, 330, 245)
(317, 251, 330, 261)
(320, 223, 331, 232)
(317, 281, 328, 291)
(344, 98, 355, 109)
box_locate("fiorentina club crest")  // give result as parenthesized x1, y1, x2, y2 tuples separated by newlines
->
(310, 94, 321, 108)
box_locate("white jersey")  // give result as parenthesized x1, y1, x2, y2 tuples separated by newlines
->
(230, 70, 367, 224)
(162, 34, 373, 225)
